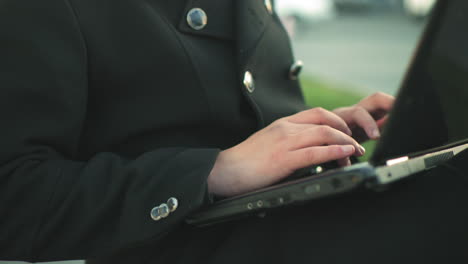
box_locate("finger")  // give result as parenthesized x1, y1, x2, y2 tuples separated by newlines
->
(291, 125, 366, 156)
(376, 115, 389, 128)
(358, 92, 395, 114)
(288, 145, 355, 169)
(288, 108, 352, 136)
(337, 157, 352, 167)
(351, 107, 381, 139)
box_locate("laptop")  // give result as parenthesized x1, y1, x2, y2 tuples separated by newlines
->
(186, 0, 468, 227)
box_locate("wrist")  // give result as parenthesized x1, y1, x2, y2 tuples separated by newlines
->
(207, 149, 239, 197)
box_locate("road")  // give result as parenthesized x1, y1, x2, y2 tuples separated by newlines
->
(291, 13, 427, 95)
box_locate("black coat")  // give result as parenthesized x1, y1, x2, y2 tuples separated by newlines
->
(0, 0, 306, 261)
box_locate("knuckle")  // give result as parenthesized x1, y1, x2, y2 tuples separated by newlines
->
(272, 117, 286, 126)
(313, 107, 327, 116)
(327, 146, 342, 157)
(355, 105, 365, 111)
(316, 125, 333, 137)
(276, 121, 288, 132)
(375, 91, 386, 97)
(303, 148, 318, 162)
(350, 105, 365, 116)
(370, 92, 386, 103)
(271, 120, 290, 137)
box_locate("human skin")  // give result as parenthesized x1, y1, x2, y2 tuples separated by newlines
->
(207, 92, 395, 197)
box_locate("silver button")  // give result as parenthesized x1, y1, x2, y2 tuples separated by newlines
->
(264, 0, 273, 14)
(187, 8, 208, 30)
(289, 60, 303, 80)
(150, 206, 162, 221)
(167, 197, 178, 212)
(243, 71, 255, 93)
(159, 203, 170, 218)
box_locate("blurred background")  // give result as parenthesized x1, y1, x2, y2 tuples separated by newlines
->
(1, 0, 434, 263)
(277, 0, 434, 159)
(278, 0, 434, 96)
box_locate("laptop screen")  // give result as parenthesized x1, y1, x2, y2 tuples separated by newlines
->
(371, 0, 468, 164)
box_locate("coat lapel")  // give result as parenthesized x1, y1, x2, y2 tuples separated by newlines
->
(235, 0, 270, 69)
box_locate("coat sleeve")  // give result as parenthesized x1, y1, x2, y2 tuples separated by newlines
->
(0, 0, 219, 261)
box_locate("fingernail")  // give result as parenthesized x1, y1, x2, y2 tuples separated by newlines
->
(359, 145, 366, 155)
(341, 145, 354, 155)
(371, 129, 381, 139)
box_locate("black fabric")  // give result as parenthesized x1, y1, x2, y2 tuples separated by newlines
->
(87, 151, 468, 264)
(0, 0, 302, 262)
(2, 0, 467, 263)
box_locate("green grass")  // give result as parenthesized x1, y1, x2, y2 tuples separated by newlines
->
(300, 76, 376, 161)
(300, 76, 364, 110)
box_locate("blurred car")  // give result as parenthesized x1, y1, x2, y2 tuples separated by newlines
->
(402, 0, 436, 18)
(333, 0, 399, 12)
(333, 0, 383, 11)
(276, 0, 336, 22)
(276, 0, 336, 36)
(333, 0, 375, 8)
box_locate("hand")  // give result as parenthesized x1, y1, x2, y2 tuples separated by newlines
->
(207, 108, 366, 197)
(332, 92, 395, 143)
